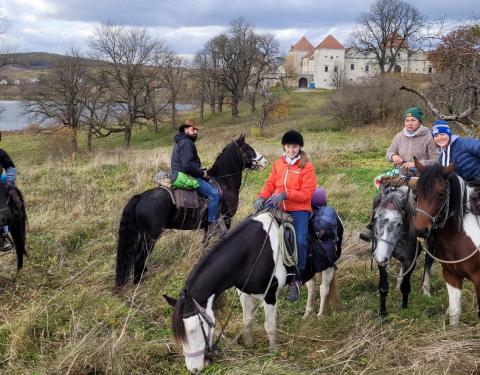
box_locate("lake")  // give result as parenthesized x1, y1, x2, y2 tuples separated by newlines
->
(0, 101, 195, 131)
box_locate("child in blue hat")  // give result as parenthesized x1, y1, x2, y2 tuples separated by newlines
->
(431, 119, 480, 183)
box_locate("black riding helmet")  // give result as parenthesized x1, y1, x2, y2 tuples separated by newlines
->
(281, 130, 304, 147)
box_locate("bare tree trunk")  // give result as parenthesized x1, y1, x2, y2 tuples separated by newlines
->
(87, 124, 93, 152)
(209, 96, 216, 113)
(71, 128, 78, 154)
(199, 96, 205, 121)
(171, 101, 177, 127)
(124, 125, 132, 147)
(218, 95, 224, 112)
(232, 95, 240, 117)
(250, 92, 257, 114)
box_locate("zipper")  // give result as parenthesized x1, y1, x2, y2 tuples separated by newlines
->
(283, 165, 290, 211)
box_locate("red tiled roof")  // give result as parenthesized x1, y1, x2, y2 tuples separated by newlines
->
(302, 48, 315, 59)
(289, 36, 314, 52)
(315, 35, 345, 50)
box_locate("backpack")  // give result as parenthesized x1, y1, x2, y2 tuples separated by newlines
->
(309, 205, 338, 242)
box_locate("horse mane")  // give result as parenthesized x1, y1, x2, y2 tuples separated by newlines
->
(172, 296, 188, 344)
(417, 163, 444, 198)
(379, 187, 415, 233)
(207, 141, 239, 178)
(184, 217, 253, 291)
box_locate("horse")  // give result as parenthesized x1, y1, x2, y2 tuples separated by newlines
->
(414, 158, 480, 326)
(163, 211, 343, 373)
(372, 185, 434, 317)
(115, 135, 267, 288)
(0, 184, 27, 271)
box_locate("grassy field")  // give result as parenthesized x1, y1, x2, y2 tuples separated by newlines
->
(0, 89, 479, 374)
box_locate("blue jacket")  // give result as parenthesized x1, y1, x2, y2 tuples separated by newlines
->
(0, 149, 16, 184)
(171, 132, 204, 181)
(439, 136, 480, 183)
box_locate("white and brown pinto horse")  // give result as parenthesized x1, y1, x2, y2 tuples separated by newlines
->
(164, 212, 342, 373)
(414, 158, 480, 326)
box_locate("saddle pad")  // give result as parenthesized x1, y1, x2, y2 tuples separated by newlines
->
(173, 189, 200, 209)
(470, 186, 480, 216)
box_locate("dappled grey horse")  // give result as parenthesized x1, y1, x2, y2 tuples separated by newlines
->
(372, 186, 434, 317)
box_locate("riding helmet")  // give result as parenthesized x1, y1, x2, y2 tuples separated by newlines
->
(281, 130, 304, 147)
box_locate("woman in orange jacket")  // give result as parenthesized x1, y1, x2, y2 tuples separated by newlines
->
(254, 130, 317, 302)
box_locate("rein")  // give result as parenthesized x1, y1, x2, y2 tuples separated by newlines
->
(422, 239, 480, 265)
(415, 185, 450, 230)
(182, 298, 216, 359)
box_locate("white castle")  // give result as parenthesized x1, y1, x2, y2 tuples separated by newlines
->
(286, 35, 433, 89)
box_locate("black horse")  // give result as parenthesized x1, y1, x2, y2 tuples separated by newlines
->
(164, 211, 343, 373)
(115, 135, 267, 288)
(372, 186, 434, 317)
(0, 184, 27, 271)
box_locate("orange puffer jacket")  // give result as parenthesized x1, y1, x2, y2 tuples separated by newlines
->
(258, 152, 317, 212)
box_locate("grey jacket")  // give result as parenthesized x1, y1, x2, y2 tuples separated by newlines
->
(386, 126, 439, 175)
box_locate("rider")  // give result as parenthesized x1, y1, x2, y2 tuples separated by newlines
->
(0, 141, 16, 251)
(171, 119, 226, 238)
(360, 106, 439, 242)
(431, 120, 480, 182)
(253, 130, 317, 302)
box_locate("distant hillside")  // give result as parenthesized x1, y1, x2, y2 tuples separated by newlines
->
(0, 52, 99, 69)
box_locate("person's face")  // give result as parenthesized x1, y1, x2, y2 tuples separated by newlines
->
(184, 126, 198, 141)
(284, 144, 300, 158)
(404, 116, 421, 132)
(434, 133, 450, 148)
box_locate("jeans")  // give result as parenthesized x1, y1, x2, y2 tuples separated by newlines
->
(289, 210, 309, 272)
(196, 178, 221, 223)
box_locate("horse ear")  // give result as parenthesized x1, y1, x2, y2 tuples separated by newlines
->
(237, 134, 245, 144)
(163, 294, 177, 307)
(443, 163, 455, 176)
(413, 156, 426, 173)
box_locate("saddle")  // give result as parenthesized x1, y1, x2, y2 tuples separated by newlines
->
(154, 171, 222, 210)
(380, 175, 418, 191)
(468, 184, 480, 216)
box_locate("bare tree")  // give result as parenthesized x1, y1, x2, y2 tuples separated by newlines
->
(89, 23, 168, 147)
(349, 0, 426, 74)
(23, 49, 88, 153)
(330, 63, 345, 89)
(400, 22, 480, 131)
(160, 49, 186, 128)
(248, 32, 280, 113)
(215, 18, 258, 117)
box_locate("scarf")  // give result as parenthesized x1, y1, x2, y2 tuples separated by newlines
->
(403, 127, 422, 138)
(283, 152, 301, 166)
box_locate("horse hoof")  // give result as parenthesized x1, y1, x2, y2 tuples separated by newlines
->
(379, 310, 388, 319)
(402, 304, 408, 309)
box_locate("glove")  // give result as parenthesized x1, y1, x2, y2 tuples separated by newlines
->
(253, 197, 265, 212)
(268, 192, 287, 208)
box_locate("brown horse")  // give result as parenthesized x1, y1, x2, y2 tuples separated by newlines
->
(414, 158, 480, 326)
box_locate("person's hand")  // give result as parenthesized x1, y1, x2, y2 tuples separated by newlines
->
(203, 170, 208, 178)
(253, 197, 265, 212)
(392, 154, 403, 166)
(5, 180, 14, 190)
(269, 192, 287, 208)
(403, 161, 415, 169)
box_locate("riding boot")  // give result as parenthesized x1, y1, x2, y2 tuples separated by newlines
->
(287, 271, 303, 303)
(359, 214, 375, 243)
(0, 234, 12, 252)
(206, 217, 228, 240)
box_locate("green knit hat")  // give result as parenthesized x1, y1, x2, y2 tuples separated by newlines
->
(404, 107, 423, 123)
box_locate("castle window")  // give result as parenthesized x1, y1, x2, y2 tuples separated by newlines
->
(428, 66, 432, 73)
(324, 66, 329, 72)
(334, 66, 338, 73)
(330, 56, 333, 59)
(351, 64, 355, 70)
(365, 65, 369, 72)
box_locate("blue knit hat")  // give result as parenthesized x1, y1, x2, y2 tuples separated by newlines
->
(431, 119, 451, 138)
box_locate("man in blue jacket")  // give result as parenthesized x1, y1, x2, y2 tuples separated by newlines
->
(0, 145, 16, 251)
(431, 120, 480, 183)
(171, 119, 226, 237)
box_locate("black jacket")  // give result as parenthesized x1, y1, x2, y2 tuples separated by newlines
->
(0, 149, 15, 173)
(171, 132, 203, 181)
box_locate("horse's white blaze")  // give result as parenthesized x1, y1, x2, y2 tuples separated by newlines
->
(373, 209, 402, 264)
(318, 267, 335, 316)
(446, 283, 462, 326)
(253, 213, 287, 290)
(183, 294, 215, 373)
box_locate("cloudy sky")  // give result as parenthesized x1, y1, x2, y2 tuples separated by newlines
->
(1, 0, 477, 58)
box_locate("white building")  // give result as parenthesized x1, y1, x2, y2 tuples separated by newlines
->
(288, 35, 433, 89)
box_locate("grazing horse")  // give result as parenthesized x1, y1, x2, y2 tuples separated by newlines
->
(0, 184, 27, 271)
(115, 135, 267, 288)
(164, 211, 343, 373)
(414, 158, 480, 326)
(372, 186, 434, 317)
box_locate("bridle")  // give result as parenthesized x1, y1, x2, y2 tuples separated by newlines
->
(182, 298, 216, 359)
(415, 183, 450, 230)
(233, 141, 265, 171)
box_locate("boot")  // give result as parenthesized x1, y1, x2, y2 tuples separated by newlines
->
(206, 217, 228, 240)
(359, 217, 374, 243)
(287, 281, 301, 302)
(0, 235, 13, 252)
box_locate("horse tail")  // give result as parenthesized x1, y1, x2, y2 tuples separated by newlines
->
(115, 194, 141, 288)
(335, 214, 344, 259)
(172, 297, 187, 344)
(326, 269, 342, 311)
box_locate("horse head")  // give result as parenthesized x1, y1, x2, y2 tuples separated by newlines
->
(234, 134, 267, 171)
(164, 293, 216, 374)
(373, 188, 412, 265)
(414, 157, 455, 238)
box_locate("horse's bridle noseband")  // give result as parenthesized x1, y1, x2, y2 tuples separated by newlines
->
(182, 298, 216, 359)
(415, 184, 450, 230)
(233, 141, 264, 170)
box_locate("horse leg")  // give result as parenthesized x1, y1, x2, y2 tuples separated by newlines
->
(318, 267, 335, 317)
(237, 292, 255, 347)
(395, 264, 403, 291)
(422, 252, 434, 297)
(378, 264, 389, 317)
(400, 260, 415, 309)
(302, 275, 316, 320)
(262, 301, 277, 352)
(10, 219, 26, 271)
(133, 236, 157, 284)
(443, 268, 463, 326)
